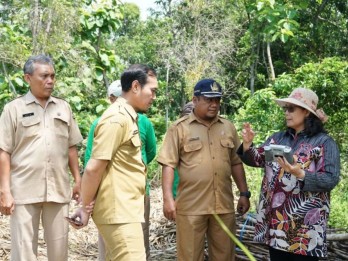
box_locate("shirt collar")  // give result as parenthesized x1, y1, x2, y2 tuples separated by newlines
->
(116, 96, 138, 121)
(188, 111, 222, 125)
(25, 91, 55, 105)
(286, 128, 306, 138)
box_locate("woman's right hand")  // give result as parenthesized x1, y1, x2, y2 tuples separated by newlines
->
(241, 122, 255, 151)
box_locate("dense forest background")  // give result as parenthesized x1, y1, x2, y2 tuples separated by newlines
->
(0, 0, 347, 228)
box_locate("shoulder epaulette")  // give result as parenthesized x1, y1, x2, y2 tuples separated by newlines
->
(7, 94, 25, 104)
(172, 115, 190, 126)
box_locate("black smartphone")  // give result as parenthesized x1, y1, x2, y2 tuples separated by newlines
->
(65, 216, 83, 226)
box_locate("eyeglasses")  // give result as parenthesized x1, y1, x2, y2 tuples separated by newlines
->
(282, 105, 298, 113)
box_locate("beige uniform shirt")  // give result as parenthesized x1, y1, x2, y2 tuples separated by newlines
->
(0, 91, 82, 204)
(157, 112, 242, 215)
(91, 97, 146, 225)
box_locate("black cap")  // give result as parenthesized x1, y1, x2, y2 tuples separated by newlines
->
(193, 79, 223, 97)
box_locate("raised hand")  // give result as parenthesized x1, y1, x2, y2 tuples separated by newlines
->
(241, 122, 255, 151)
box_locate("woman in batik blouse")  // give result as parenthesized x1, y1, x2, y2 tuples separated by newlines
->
(237, 87, 340, 261)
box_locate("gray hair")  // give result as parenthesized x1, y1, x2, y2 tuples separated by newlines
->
(23, 55, 54, 75)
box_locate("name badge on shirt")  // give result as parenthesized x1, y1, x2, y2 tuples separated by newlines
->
(23, 112, 34, 118)
(189, 137, 200, 141)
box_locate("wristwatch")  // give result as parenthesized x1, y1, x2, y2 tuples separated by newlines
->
(239, 191, 251, 198)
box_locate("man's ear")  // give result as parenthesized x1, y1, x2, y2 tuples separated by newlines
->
(192, 96, 198, 105)
(109, 95, 117, 103)
(24, 74, 31, 84)
(131, 80, 141, 93)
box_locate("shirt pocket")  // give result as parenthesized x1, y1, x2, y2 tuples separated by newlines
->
(130, 134, 141, 148)
(183, 140, 203, 166)
(21, 116, 41, 137)
(220, 138, 235, 161)
(54, 114, 70, 138)
(128, 134, 142, 161)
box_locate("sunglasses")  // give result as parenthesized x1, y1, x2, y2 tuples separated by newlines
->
(282, 105, 298, 113)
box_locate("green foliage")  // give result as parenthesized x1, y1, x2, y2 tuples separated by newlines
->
(150, 116, 168, 142)
(233, 87, 285, 145)
(243, 166, 263, 213)
(329, 161, 348, 228)
(247, 0, 301, 43)
(273, 57, 348, 153)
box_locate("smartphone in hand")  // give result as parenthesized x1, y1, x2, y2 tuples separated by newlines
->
(65, 216, 83, 226)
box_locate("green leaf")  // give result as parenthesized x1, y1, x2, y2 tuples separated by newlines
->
(99, 53, 110, 66)
(14, 77, 24, 86)
(257, 2, 264, 11)
(70, 96, 81, 103)
(96, 17, 104, 27)
(280, 33, 288, 43)
(95, 68, 104, 81)
(96, 104, 106, 113)
(81, 41, 97, 55)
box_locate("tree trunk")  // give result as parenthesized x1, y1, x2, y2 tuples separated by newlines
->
(165, 63, 170, 130)
(32, 0, 40, 54)
(249, 35, 260, 95)
(45, 8, 52, 34)
(266, 41, 275, 81)
(102, 70, 109, 89)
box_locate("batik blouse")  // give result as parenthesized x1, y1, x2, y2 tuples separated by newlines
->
(238, 129, 340, 258)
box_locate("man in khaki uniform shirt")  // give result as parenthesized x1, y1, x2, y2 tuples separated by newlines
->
(71, 64, 158, 261)
(158, 79, 250, 261)
(0, 55, 82, 261)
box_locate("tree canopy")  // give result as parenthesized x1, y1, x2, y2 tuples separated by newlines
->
(1, 1, 347, 227)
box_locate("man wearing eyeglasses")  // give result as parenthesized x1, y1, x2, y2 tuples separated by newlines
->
(0, 54, 82, 261)
(158, 79, 250, 261)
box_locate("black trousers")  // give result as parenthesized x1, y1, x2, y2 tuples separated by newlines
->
(269, 247, 319, 261)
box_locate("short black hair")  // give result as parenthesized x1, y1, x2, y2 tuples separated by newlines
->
(120, 64, 157, 92)
(23, 54, 54, 75)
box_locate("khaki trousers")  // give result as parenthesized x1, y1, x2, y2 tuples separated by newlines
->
(97, 222, 146, 261)
(10, 202, 69, 261)
(176, 213, 236, 261)
(98, 195, 151, 261)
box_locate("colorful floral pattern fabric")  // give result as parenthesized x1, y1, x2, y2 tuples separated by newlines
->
(238, 130, 340, 258)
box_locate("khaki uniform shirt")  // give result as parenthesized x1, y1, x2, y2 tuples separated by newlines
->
(0, 92, 82, 204)
(157, 112, 242, 215)
(91, 97, 146, 224)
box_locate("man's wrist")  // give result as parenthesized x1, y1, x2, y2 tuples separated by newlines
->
(239, 191, 251, 199)
(74, 177, 82, 184)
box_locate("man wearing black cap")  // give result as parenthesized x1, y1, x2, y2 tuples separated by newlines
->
(158, 79, 250, 261)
